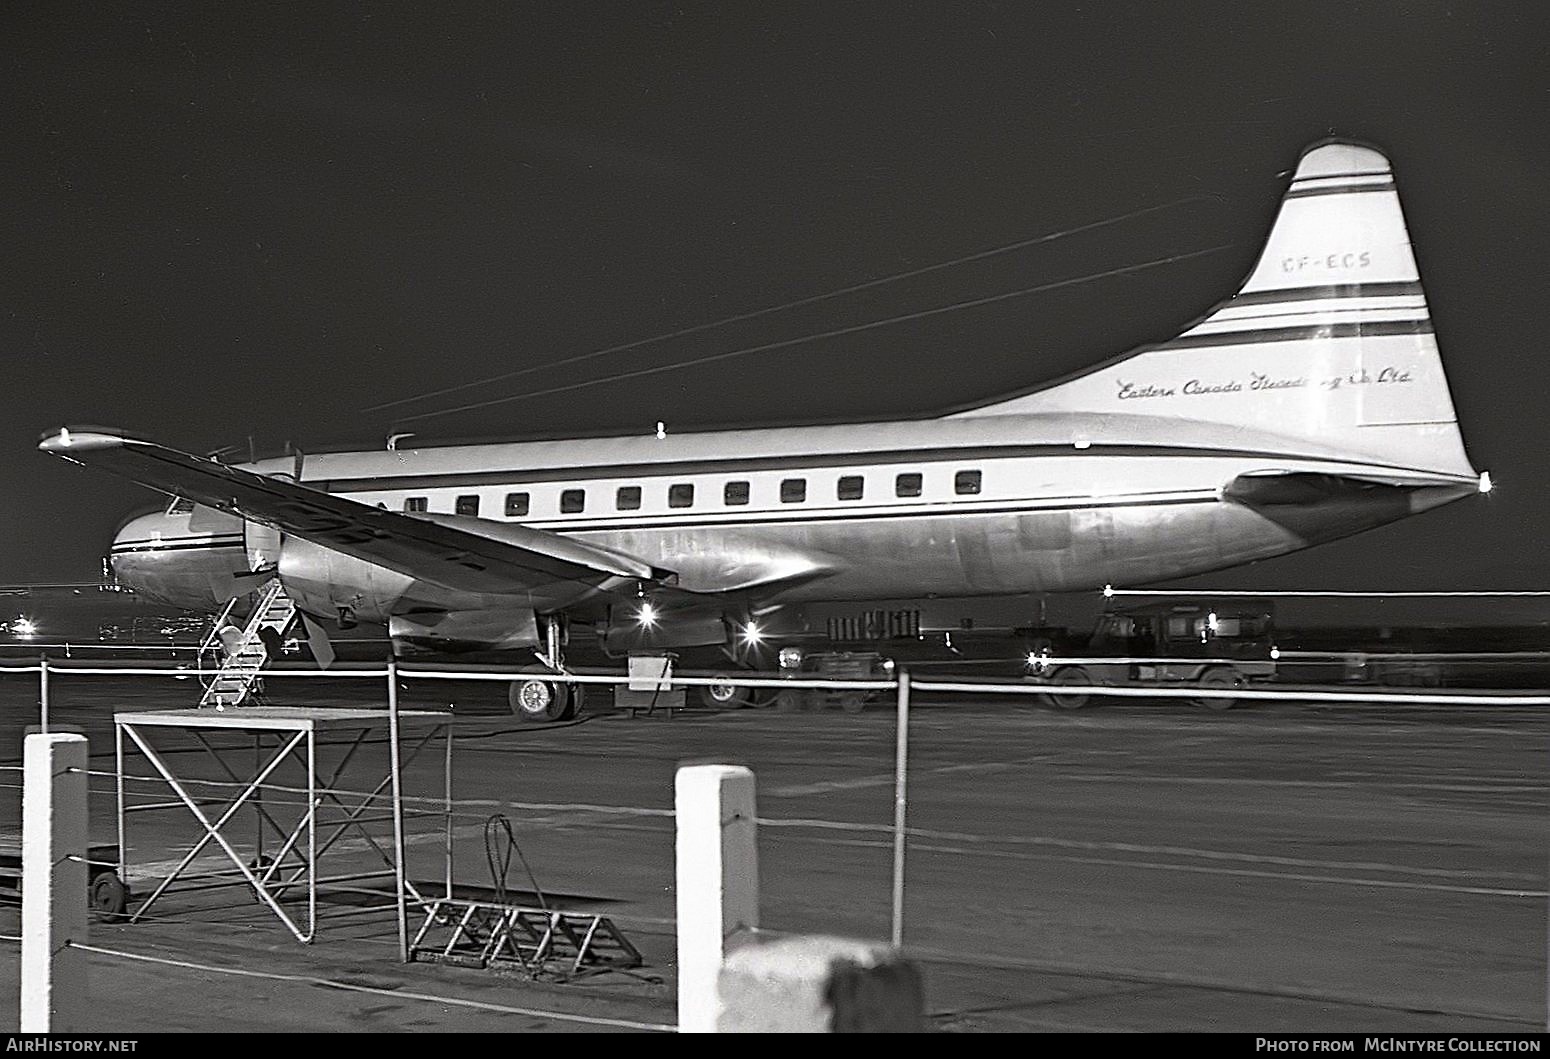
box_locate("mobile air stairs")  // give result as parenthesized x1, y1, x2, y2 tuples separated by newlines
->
(198, 578, 296, 708)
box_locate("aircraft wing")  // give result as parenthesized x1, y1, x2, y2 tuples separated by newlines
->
(39, 428, 672, 596)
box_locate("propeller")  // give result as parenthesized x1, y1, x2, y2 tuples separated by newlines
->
(297, 611, 336, 670)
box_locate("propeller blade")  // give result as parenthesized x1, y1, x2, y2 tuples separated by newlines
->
(298, 612, 336, 670)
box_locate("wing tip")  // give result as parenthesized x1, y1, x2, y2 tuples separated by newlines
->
(37, 426, 136, 455)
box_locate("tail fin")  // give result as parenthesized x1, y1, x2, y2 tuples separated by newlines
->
(954, 140, 1476, 479)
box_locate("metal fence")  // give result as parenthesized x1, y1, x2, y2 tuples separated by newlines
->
(0, 657, 1543, 1030)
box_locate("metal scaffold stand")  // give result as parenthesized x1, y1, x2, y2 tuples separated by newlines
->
(113, 667, 452, 951)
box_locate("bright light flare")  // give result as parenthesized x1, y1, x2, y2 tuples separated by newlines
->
(11, 617, 37, 640)
(637, 602, 658, 627)
(1478, 470, 1494, 494)
(740, 621, 764, 646)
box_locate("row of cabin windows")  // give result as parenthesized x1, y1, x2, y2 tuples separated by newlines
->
(404, 469, 982, 516)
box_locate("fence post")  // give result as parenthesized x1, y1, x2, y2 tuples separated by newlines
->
(675, 764, 758, 1033)
(38, 655, 49, 734)
(21, 732, 88, 1032)
(891, 669, 911, 949)
(387, 659, 408, 963)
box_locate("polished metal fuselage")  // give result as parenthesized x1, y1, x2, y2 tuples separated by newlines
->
(109, 411, 1477, 620)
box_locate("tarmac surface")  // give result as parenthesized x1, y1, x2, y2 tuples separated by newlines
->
(0, 669, 1542, 1033)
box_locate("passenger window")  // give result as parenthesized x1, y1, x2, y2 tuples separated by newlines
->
(895, 472, 923, 498)
(780, 478, 807, 503)
(954, 470, 982, 496)
(617, 485, 642, 511)
(404, 497, 428, 513)
(837, 475, 864, 501)
(505, 491, 530, 517)
(724, 481, 750, 506)
(560, 489, 585, 514)
(455, 494, 480, 516)
(669, 483, 695, 508)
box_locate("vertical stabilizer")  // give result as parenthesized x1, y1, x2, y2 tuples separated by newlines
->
(954, 141, 1476, 479)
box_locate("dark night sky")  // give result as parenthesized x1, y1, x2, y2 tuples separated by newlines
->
(3, 3, 1548, 615)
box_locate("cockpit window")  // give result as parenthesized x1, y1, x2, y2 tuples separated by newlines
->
(165, 497, 194, 516)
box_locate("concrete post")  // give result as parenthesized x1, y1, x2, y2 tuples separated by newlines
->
(675, 764, 758, 1033)
(21, 733, 88, 1032)
(717, 935, 924, 1032)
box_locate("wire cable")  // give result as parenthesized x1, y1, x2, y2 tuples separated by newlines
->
(484, 813, 549, 915)
(392, 243, 1234, 424)
(66, 941, 675, 1031)
(363, 195, 1213, 415)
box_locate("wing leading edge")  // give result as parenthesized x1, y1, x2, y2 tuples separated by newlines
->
(40, 428, 673, 596)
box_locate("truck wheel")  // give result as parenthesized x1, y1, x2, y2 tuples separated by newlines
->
(509, 673, 572, 723)
(699, 677, 751, 709)
(837, 692, 867, 714)
(1042, 666, 1092, 710)
(774, 688, 804, 712)
(1194, 666, 1244, 710)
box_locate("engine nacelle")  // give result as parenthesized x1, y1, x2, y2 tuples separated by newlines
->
(278, 536, 413, 626)
(388, 609, 539, 653)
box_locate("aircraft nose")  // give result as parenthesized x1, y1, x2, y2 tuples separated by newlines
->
(111, 511, 169, 559)
(107, 508, 245, 611)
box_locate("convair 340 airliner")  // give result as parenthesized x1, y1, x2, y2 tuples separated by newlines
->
(41, 140, 1487, 719)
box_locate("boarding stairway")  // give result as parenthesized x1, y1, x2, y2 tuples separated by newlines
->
(199, 578, 296, 708)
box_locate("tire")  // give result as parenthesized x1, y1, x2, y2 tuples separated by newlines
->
(774, 688, 804, 713)
(509, 675, 572, 723)
(837, 692, 867, 714)
(89, 872, 128, 918)
(1041, 666, 1092, 710)
(698, 676, 751, 709)
(1194, 666, 1245, 710)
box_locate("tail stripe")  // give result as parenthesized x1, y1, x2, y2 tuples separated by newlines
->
(1285, 182, 1396, 200)
(1153, 319, 1433, 352)
(1289, 169, 1388, 183)
(1200, 304, 1426, 329)
(1228, 281, 1424, 308)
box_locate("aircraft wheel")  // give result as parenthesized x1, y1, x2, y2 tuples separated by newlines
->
(774, 688, 804, 713)
(565, 682, 586, 719)
(699, 676, 751, 709)
(1041, 666, 1092, 710)
(1194, 666, 1244, 710)
(509, 674, 571, 723)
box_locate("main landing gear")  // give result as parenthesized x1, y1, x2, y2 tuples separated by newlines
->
(698, 675, 753, 709)
(508, 616, 587, 724)
(508, 670, 586, 723)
